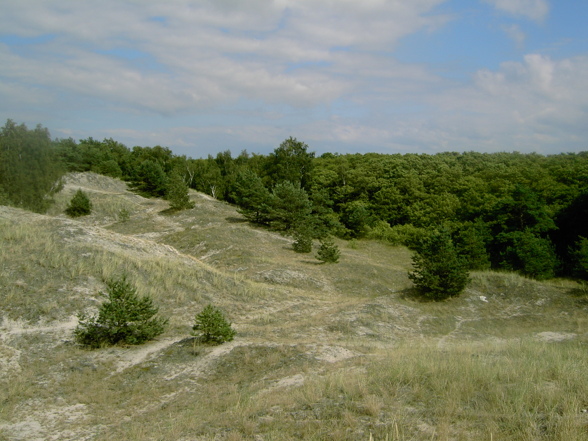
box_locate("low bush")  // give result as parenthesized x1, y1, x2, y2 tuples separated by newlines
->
(316, 236, 340, 263)
(74, 276, 168, 348)
(192, 305, 236, 344)
(65, 189, 92, 217)
(292, 230, 313, 253)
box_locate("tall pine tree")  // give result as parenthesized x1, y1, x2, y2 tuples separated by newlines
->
(167, 170, 195, 211)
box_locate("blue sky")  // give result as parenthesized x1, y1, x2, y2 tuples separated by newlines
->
(1, 0, 587, 158)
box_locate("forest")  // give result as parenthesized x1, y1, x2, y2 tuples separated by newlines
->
(1, 119, 587, 281)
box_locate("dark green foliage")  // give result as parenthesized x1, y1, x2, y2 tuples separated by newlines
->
(267, 181, 313, 231)
(232, 169, 272, 224)
(499, 230, 559, 280)
(74, 276, 168, 348)
(267, 137, 315, 189)
(494, 230, 559, 279)
(0, 186, 10, 205)
(7, 120, 588, 280)
(93, 159, 123, 178)
(192, 305, 236, 344)
(130, 159, 168, 197)
(292, 228, 313, 253)
(166, 170, 195, 211)
(55, 137, 131, 177)
(316, 236, 341, 263)
(570, 236, 588, 280)
(308, 187, 342, 238)
(340, 200, 374, 238)
(409, 229, 470, 300)
(366, 222, 429, 249)
(454, 221, 491, 270)
(65, 189, 93, 218)
(492, 185, 556, 234)
(0, 120, 64, 213)
(187, 155, 225, 200)
(553, 192, 588, 276)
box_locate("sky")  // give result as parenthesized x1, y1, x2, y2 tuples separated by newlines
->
(1, 0, 588, 158)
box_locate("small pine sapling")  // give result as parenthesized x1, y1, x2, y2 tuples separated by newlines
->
(292, 226, 313, 253)
(74, 276, 168, 348)
(316, 236, 340, 263)
(65, 189, 92, 217)
(192, 305, 236, 344)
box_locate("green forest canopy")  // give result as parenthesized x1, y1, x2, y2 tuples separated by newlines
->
(1, 119, 588, 280)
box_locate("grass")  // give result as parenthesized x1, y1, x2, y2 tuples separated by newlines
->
(54, 339, 586, 441)
(1, 172, 588, 440)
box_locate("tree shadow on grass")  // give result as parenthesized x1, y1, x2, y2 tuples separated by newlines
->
(225, 216, 248, 224)
(159, 207, 180, 215)
(567, 285, 588, 306)
(399, 287, 440, 303)
(300, 259, 324, 265)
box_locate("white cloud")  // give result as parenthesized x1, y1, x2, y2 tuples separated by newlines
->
(485, 0, 549, 22)
(421, 53, 588, 152)
(0, 0, 449, 116)
(502, 24, 526, 48)
(1, 1, 587, 156)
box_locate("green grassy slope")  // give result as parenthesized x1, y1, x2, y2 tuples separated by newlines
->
(1, 172, 587, 441)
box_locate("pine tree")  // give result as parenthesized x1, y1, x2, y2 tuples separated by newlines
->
(267, 181, 312, 231)
(130, 159, 168, 197)
(65, 189, 92, 217)
(292, 228, 313, 253)
(232, 169, 272, 224)
(167, 170, 195, 211)
(192, 305, 236, 344)
(74, 276, 168, 348)
(316, 236, 341, 263)
(408, 228, 469, 300)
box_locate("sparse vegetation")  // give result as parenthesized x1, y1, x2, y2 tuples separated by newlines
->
(74, 276, 168, 348)
(1, 145, 588, 440)
(118, 207, 130, 222)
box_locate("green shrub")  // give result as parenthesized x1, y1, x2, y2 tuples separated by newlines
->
(408, 228, 470, 300)
(65, 189, 92, 217)
(167, 170, 195, 211)
(74, 276, 168, 348)
(500, 230, 559, 280)
(292, 229, 313, 253)
(192, 305, 236, 344)
(316, 236, 340, 263)
(366, 221, 429, 249)
(571, 236, 588, 280)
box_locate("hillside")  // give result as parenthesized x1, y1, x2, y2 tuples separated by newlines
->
(1, 172, 587, 441)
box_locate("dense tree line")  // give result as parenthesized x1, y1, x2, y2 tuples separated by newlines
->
(1, 119, 587, 280)
(0, 120, 64, 212)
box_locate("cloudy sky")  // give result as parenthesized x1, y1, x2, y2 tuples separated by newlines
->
(1, 0, 587, 157)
